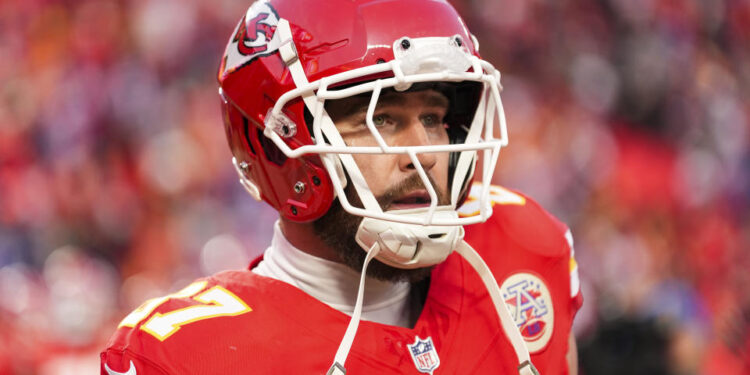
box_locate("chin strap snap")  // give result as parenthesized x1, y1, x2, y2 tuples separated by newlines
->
(519, 360, 541, 375)
(326, 363, 346, 375)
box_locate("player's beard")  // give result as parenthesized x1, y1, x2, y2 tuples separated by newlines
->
(313, 173, 451, 283)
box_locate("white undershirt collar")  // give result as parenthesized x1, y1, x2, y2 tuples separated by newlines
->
(252, 221, 413, 327)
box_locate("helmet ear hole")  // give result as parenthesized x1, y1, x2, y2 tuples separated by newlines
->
(257, 128, 288, 166)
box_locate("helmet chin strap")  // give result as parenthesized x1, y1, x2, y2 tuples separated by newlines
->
(327, 234, 540, 375)
(327, 242, 381, 375)
(454, 241, 540, 375)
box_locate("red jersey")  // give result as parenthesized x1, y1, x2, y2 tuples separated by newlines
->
(101, 185, 582, 374)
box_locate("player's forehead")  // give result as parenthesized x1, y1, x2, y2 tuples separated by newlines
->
(326, 88, 450, 120)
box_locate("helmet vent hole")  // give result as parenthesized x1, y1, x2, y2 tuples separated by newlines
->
(428, 233, 446, 239)
(242, 118, 257, 155)
(257, 128, 288, 166)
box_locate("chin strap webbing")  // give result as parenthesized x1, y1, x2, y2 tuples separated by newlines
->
(326, 243, 381, 375)
(455, 240, 540, 375)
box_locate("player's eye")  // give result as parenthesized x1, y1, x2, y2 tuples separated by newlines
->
(371, 114, 389, 127)
(421, 114, 443, 127)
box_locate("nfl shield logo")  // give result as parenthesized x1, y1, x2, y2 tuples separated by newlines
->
(407, 336, 440, 374)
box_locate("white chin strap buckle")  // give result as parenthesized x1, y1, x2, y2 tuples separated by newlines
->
(354, 207, 464, 269)
(326, 363, 346, 375)
(519, 360, 540, 375)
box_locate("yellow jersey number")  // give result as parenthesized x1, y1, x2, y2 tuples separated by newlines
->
(118, 281, 252, 341)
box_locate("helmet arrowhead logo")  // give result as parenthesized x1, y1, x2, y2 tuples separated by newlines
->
(221, 2, 281, 76)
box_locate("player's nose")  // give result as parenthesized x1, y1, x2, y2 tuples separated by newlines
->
(397, 117, 437, 172)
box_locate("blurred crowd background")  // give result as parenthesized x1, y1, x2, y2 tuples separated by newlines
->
(0, 0, 748, 374)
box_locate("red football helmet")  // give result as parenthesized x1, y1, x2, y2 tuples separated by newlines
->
(218, 0, 508, 227)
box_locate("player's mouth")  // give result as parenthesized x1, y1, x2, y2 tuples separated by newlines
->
(388, 190, 433, 210)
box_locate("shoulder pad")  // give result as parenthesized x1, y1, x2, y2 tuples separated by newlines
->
(113, 274, 253, 342)
(460, 183, 570, 257)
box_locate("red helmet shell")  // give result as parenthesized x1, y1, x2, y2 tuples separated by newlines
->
(218, 0, 478, 221)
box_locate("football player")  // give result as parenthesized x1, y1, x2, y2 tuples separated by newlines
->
(101, 0, 582, 374)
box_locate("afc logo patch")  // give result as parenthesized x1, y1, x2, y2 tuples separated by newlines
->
(407, 336, 440, 374)
(500, 272, 554, 353)
(221, 1, 282, 76)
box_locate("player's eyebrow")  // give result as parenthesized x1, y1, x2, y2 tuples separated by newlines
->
(418, 91, 450, 109)
(327, 90, 450, 120)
